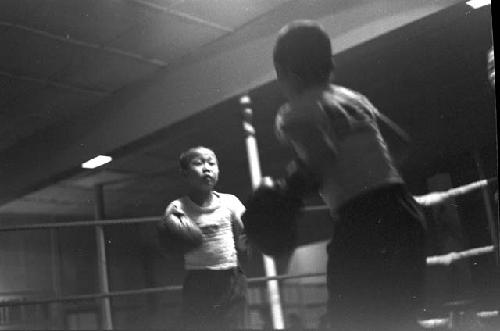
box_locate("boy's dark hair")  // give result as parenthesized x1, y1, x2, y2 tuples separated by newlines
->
(273, 20, 334, 86)
(179, 146, 216, 170)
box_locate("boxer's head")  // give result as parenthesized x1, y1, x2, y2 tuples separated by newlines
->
(273, 20, 335, 98)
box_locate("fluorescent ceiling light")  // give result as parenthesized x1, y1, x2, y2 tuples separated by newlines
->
(466, 0, 491, 9)
(477, 310, 499, 318)
(82, 155, 112, 169)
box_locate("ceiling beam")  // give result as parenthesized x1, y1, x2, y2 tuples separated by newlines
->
(0, 70, 110, 96)
(0, 20, 167, 67)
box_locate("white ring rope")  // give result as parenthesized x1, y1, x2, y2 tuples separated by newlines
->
(0, 244, 495, 308)
(0, 178, 496, 232)
(305, 178, 498, 212)
(426, 245, 495, 266)
(0, 216, 160, 232)
(414, 177, 497, 207)
(0, 273, 325, 308)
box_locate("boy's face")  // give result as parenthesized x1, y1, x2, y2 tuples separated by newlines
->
(183, 149, 219, 191)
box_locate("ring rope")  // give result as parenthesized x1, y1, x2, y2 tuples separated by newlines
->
(0, 178, 496, 232)
(426, 245, 495, 266)
(414, 177, 496, 207)
(0, 216, 160, 232)
(0, 284, 182, 308)
(0, 179, 496, 308)
(305, 178, 497, 212)
(0, 244, 494, 308)
(0, 272, 326, 308)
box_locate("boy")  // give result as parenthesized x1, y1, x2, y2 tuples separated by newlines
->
(159, 146, 247, 330)
(272, 21, 426, 330)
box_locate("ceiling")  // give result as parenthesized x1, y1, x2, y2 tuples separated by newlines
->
(0, 0, 495, 225)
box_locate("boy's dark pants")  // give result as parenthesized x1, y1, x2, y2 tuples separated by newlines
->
(181, 267, 247, 330)
(327, 184, 427, 331)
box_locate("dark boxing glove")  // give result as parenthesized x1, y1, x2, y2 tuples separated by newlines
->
(284, 159, 320, 199)
(242, 177, 302, 257)
(157, 205, 203, 254)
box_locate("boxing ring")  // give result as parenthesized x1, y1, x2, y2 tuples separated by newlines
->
(0, 100, 498, 330)
(0, 188, 497, 329)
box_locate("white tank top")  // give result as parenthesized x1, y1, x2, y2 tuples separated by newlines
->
(164, 192, 245, 270)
